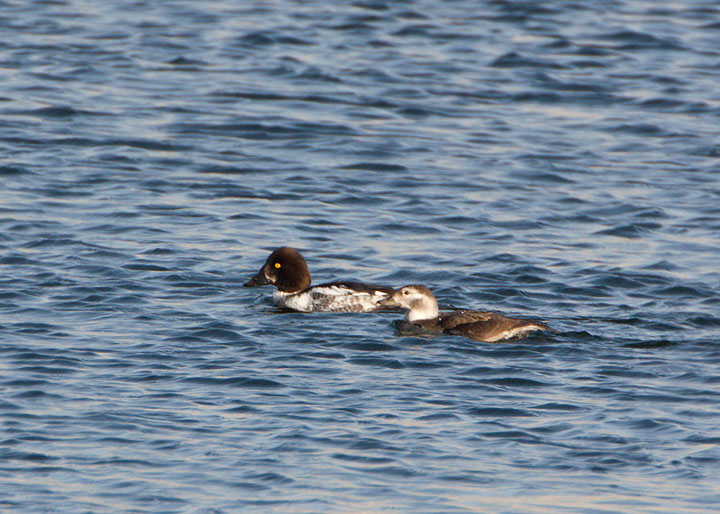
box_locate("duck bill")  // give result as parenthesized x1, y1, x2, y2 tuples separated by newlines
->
(378, 296, 401, 308)
(243, 267, 271, 287)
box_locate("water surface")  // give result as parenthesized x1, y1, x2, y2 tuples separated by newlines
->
(1, 1, 719, 512)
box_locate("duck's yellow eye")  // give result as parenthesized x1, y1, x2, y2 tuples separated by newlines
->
(274, 262, 281, 269)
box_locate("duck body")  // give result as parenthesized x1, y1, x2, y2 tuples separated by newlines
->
(244, 247, 396, 313)
(381, 285, 547, 342)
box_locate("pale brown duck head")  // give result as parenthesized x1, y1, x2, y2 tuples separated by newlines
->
(380, 284, 439, 321)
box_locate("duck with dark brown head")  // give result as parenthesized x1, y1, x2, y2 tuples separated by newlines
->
(244, 247, 398, 313)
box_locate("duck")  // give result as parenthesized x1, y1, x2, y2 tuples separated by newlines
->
(243, 247, 397, 313)
(380, 285, 548, 342)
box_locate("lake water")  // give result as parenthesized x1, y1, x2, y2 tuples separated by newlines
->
(1, 1, 719, 512)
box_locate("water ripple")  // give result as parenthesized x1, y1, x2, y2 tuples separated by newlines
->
(1, 0, 719, 512)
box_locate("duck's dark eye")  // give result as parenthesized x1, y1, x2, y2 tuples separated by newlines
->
(274, 262, 281, 269)
(403, 289, 409, 295)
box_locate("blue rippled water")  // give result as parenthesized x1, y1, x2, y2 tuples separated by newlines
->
(2, 1, 720, 512)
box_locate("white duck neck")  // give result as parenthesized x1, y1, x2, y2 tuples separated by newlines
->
(407, 297, 439, 321)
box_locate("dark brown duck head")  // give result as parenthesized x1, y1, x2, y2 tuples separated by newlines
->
(243, 247, 312, 293)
